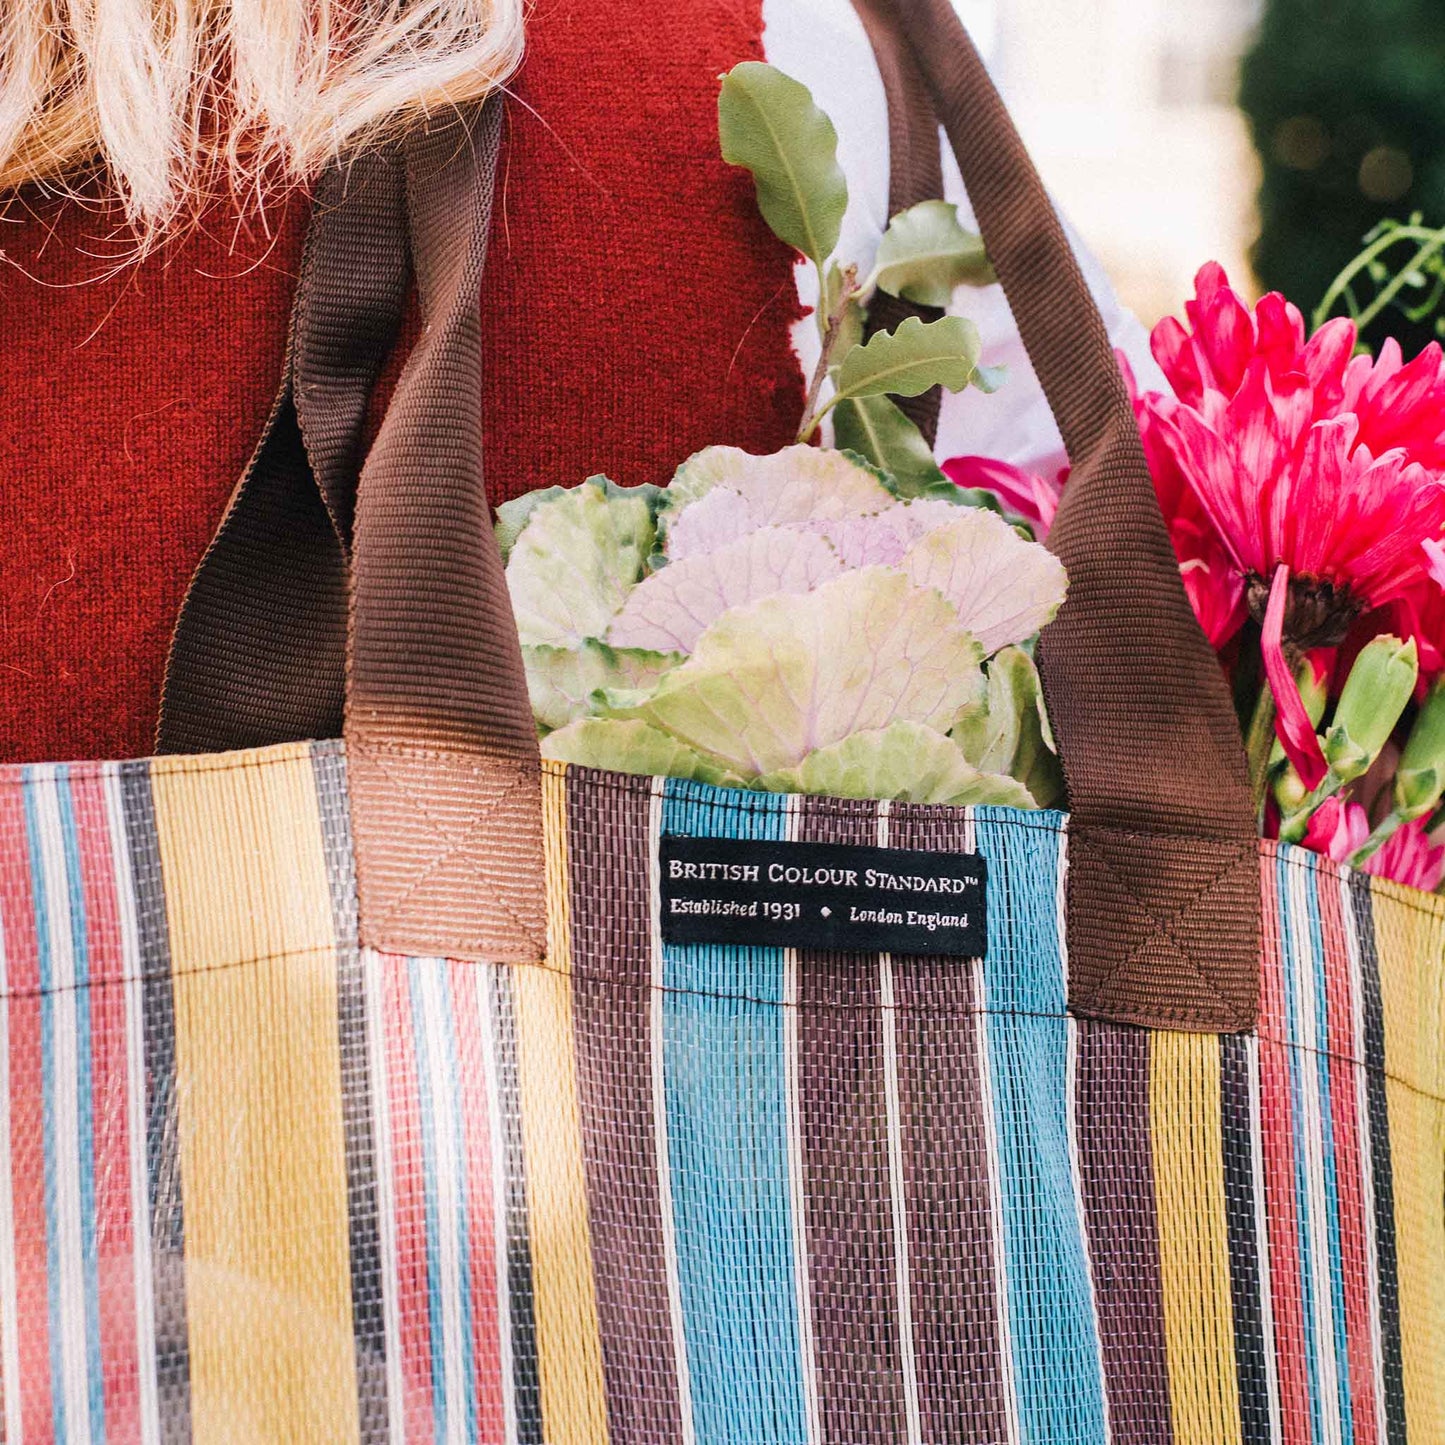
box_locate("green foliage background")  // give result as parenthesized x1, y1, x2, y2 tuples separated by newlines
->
(1240, 0, 1445, 351)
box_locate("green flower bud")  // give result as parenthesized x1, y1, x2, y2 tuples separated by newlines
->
(1274, 765, 1310, 816)
(1324, 635, 1418, 784)
(1395, 676, 1445, 819)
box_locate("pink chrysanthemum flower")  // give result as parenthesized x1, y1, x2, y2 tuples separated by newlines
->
(1135, 263, 1445, 786)
(1303, 796, 1445, 892)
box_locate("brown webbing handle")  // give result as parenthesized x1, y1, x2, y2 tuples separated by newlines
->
(865, 0, 1259, 1030)
(160, 100, 547, 962)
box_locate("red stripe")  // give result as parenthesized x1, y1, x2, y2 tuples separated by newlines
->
(1316, 869, 1380, 1444)
(0, 779, 56, 1443)
(1259, 852, 1311, 1443)
(383, 957, 437, 1443)
(71, 771, 144, 1444)
(448, 960, 507, 1438)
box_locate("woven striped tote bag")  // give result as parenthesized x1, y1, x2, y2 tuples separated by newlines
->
(1, 2, 1442, 1441)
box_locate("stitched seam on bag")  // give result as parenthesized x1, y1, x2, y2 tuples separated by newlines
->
(1068, 832, 1258, 1022)
(351, 739, 545, 950)
(2, 951, 1436, 1100)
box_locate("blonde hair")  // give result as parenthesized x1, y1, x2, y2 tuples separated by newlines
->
(0, 0, 524, 238)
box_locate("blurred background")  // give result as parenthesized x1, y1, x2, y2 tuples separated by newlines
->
(967, 0, 1445, 347)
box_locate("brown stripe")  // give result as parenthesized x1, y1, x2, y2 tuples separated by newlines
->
(1073, 1018, 1174, 1442)
(888, 804, 1010, 1443)
(565, 768, 685, 1445)
(795, 796, 907, 1442)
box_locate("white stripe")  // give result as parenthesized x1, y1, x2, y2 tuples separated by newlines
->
(876, 802, 922, 1445)
(1288, 864, 1342, 1445)
(647, 780, 696, 1445)
(33, 773, 92, 1445)
(785, 796, 820, 1445)
(476, 964, 518, 1445)
(1056, 815, 1070, 997)
(0, 858, 23, 1445)
(1246, 1032, 1284, 1444)
(103, 767, 162, 1445)
(1339, 873, 1388, 1445)
(363, 950, 408, 1445)
(416, 962, 469, 1445)
(971, 810, 1021, 1445)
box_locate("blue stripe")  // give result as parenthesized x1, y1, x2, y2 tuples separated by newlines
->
(659, 784, 807, 1445)
(55, 771, 107, 1442)
(974, 809, 1108, 1441)
(1277, 850, 1325, 1444)
(22, 773, 67, 1443)
(407, 960, 451, 1441)
(1303, 859, 1354, 1441)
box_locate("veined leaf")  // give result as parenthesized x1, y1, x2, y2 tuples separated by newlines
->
(718, 62, 848, 265)
(607, 568, 985, 777)
(523, 640, 681, 733)
(541, 718, 739, 786)
(831, 394, 948, 497)
(874, 200, 993, 306)
(757, 722, 1035, 807)
(832, 315, 981, 404)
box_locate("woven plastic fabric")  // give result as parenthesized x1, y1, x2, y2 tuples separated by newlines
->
(0, 744, 1441, 1443)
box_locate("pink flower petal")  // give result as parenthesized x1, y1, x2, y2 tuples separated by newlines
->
(1303, 796, 1369, 862)
(1364, 816, 1445, 891)
(1424, 537, 1445, 591)
(1263, 562, 1329, 789)
(941, 455, 1061, 532)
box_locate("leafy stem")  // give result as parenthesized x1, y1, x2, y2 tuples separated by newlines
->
(797, 262, 860, 442)
(1245, 682, 1277, 823)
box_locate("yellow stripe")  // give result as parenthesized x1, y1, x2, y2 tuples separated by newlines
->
(1371, 885, 1445, 1441)
(512, 767, 608, 1444)
(1150, 1031, 1242, 1445)
(150, 746, 360, 1445)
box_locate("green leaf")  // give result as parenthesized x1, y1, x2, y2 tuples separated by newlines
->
(606, 569, 985, 777)
(873, 200, 993, 306)
(505, 477, 658, 646)
(659, 444, 894, 554)
(831, 394, 949, 497)
(757, 722, 1035, 807)
(609, 525, 842, 653)
(540, 718, 739, 786)
(951, 646, 1063, 808)
(901, 508, 1067, 653)
(832, 315, 982, 404)
(718, 62, 848, 265)
(495, 487, 567, 564)
(523, 640, 682, 733)
(762, 728, 1034, 809)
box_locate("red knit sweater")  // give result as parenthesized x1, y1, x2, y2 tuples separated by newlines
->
(0, 0, 803, 764)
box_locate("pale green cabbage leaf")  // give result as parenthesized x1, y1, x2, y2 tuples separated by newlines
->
(608, 525, 843, 653)
(757, 722, 1035, 806)
(601, 568, 985, 776)
(541, 719, 739, 785)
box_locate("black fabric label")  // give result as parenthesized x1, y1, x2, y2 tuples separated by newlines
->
(659, 835, 987, 958)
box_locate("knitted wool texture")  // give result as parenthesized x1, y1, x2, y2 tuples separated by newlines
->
(0, 0, 804, 764)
